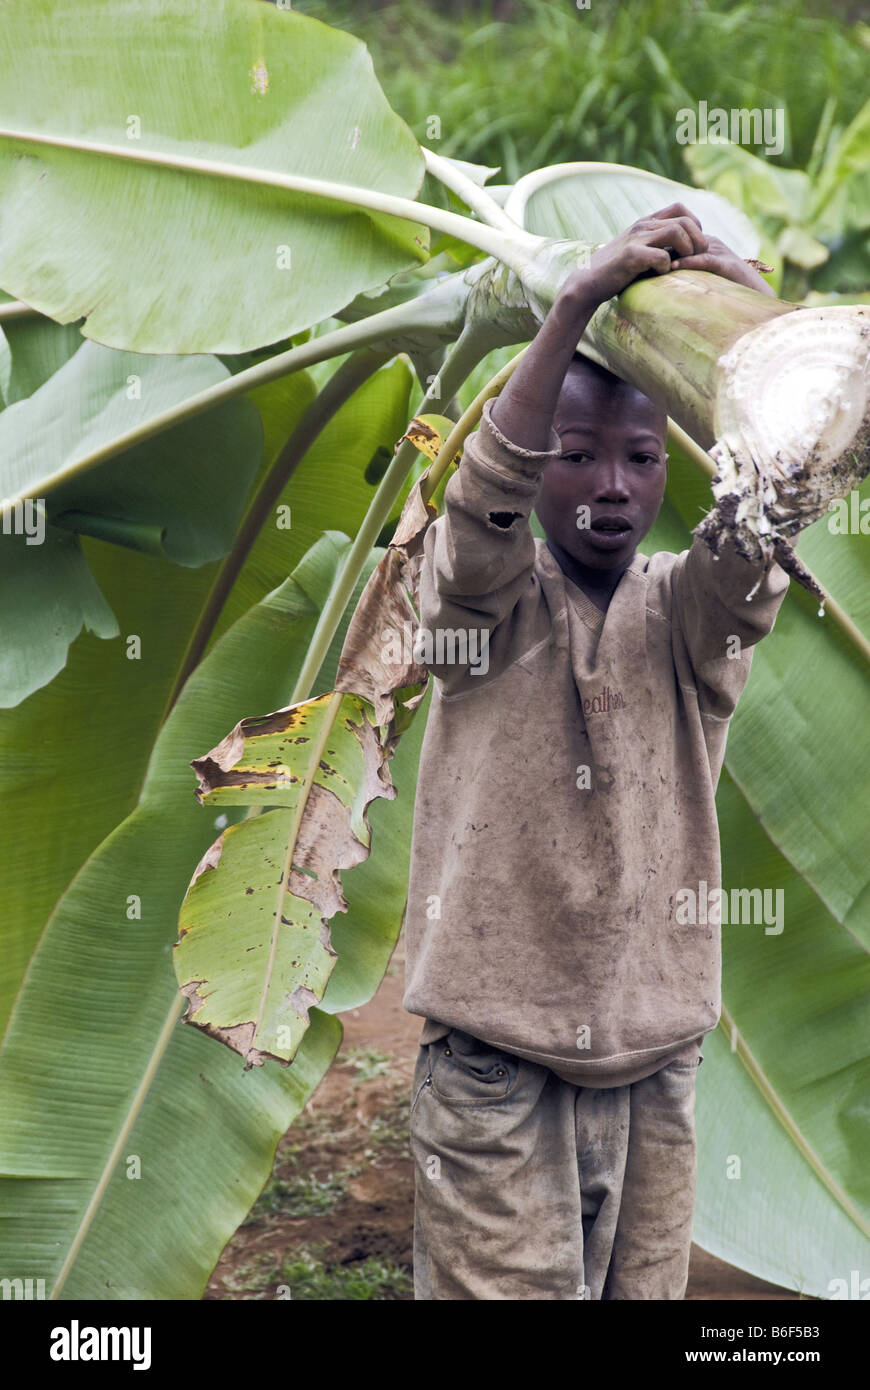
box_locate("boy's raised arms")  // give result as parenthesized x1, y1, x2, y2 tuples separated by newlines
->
(416, 207, 777, 694)
(490, 202, 774, 453)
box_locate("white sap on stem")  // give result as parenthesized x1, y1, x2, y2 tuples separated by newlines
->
(700, 306, 870, 610)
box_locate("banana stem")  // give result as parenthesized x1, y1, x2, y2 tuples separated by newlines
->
(0, 285, 472, 510)
(422, 147, 521, 234)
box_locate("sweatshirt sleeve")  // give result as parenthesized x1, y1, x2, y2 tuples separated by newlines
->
(417, 396, 562, 690)
(670, 531, 790, 725)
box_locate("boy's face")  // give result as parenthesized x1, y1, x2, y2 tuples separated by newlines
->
(535, 359, 668, 572)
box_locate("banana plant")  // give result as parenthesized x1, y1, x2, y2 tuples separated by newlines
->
(0, 0, 868, 1298)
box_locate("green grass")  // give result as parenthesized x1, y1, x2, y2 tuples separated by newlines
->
(243, 1152, 363, 1223)
(276, 1243, 412, 1300)
(292, 0, 867, 183)
(242, 1050, 409, 1225)
(367, 1092, 412, 1153)
(219, 1243, 413, 1299)
(285, 1102, 336, 1139)
(340, 1045, 394, 1082)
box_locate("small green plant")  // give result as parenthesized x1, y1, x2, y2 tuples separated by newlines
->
(219, 1251, 283, 1298)
(276, 1242, 412, 1300)
(368, 1094, 412, 1154)
(340, 1047, 394, 1083)
(244, 1160, 362, 1224)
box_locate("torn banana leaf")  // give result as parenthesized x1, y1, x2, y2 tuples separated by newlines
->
(176, 692, 395, 1068)
(175, 468, 442, 1067)
(333, 475, 439, 729)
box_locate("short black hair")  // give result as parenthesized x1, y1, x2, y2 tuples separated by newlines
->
(560, 352, 668, 443)
(569, 351, 626, 389)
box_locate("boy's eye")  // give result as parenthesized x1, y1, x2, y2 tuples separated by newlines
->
(561, 451, 660, 465)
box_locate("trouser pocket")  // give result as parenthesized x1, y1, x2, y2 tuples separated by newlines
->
(410, 1038, 580, 1299)
(429, 1027, 520, 1105)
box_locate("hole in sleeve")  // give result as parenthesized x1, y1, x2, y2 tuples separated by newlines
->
(488, 510, 522, 529)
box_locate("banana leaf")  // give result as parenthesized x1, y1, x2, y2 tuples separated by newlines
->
(0, 0, 428, 353)
(0, 350, 426, 1294)
(638, 439, 870, 1296)
(0, 530, 428, 1298)
(0, 332, 267, 705)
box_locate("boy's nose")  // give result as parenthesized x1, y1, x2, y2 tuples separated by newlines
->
(594, 462, 630, 500)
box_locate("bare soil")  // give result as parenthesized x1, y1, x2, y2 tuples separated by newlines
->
(205, 934, 802, 1302)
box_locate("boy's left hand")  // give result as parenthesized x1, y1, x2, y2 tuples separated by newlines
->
(670, 235, 776, 296)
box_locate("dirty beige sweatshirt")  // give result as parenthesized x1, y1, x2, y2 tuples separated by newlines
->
(402, 397, 790, 1088)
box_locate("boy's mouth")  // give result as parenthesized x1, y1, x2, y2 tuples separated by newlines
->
(588, 514, 633, 546)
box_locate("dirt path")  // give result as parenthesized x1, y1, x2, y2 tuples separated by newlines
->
(205, 934, 802, 1301)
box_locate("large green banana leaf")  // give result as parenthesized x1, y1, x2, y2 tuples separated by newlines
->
(0, 0, 428, 353)
(0, 349, 407, 1019)
(208, 356, 416, 646)
(0, 323, 267, 706)
(697, 769, 870, 1293)
(0, 346, 426, 1294)
(504, 161, 760, 256)
(1, 354, 410, 1025)
(1, 542, 214, 1030)
(0, 341, 264, 558)
(0, 316, 121, 709)
(0, 530, 429, 1297)
(0, 526, 119, 710)
(0, 319, 413, 708)
(0, 358, 317, 1022)
(632, 443, 870, 1296)
(0, 313, 84, 405)
(176, 689, 398, 1067)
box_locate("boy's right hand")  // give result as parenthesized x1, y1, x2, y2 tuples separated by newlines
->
(556, 203, 708, 320)
(489, 205, 705, 452)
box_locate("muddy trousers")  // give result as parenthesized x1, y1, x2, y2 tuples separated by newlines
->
(410, 1028, 699, 1300)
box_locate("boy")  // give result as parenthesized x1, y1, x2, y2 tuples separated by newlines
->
(402, 203, 790, 1300)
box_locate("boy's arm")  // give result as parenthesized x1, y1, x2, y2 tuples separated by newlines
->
(489, 210, 774, 450)
(416, 403, 562, 691)
(421, 202, 715, 690)
(490, 202, 715, 449)
(669, 534, 790, 725)
(657, 228, 783, 717)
